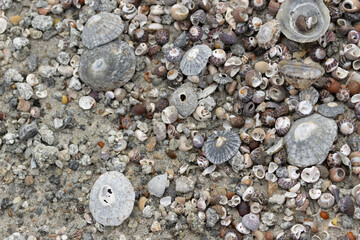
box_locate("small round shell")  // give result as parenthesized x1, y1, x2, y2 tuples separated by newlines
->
(81, 13, 124, 49)
(275, 116, 291, 136)
(204, 130, 241, 164)
(317, 193, 335, 209)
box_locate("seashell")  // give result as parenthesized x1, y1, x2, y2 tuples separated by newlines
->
(331, 67, 349, 81)
(296, 100, 313, 116)
(251, 128, 266, 142)
(344, 44, 360, 60)
(348, 30, 360, 44)
(327, 153, 343, 168)
(213, 73, 233, 85)
(309, 188, 322, 200)
(338, 118, 356, 135)
(245, 70, 263, 88)
(170, 84, 198, 117)
(284, 114, 337, 167)
(323, 58, 339, 74)
(256, 20, 281, 49)
(89, 171, 135, 226)
(275, 104, 289, 117)
(26, 74, 39, 86)
(269, 162, 279, 174)
(220, 30, 238, 44)
(135, 43, 148, 56)
(252, 165, 265, 179)
(252, 91, 265, 104)
(260, 109, 276, 127)
(238, 86, 254, 103)
(235, 222, 250, 234)
(329, 167, 346, 182)
(338, 196, 355, 216)
(250, 202, 262, 215)
(180, 45, 212, 76)
(276, 0, 330, 43)
(79, 96, 96, 110)
(318, 193, 335, 209)
(337, 18, 353, 35)
(250, 147, 266, 165)
(204, 130, 241, 164)
(299, 86, 319, 106)
(193, 105, 211, 121)
(171, 4, 189, 21)
(353, 59, 360, 71)
(290, 224, 306, 240)
(161, 106, 178, 124)
(210, 49, 227, 67)
(197, 156, 209, 169)
(268, 85, 286, 102)
(342, 0, 360, 13)
(148, 173, 167, 198)
(243, 102, 256, 117)
(179, 135, 193, 151)
(155, 29, 170, 46)
(348, 81, 360, 96)
(79, 41, 136, 92)
(81, 13, 124, 49)
(225, 8, 237, 29)
(273, 148, 287, 165)
(191, 9, 206, 26)
(278, 61, 325, 90)
(269, 75, 285, 86)
(301, 166, 320, 183)
(317, 102, 344, 118)
(278, 178, 298, 190)
(242, 213, 260, 231)
(309, 47, 326, 62)
(228, 195, 242, 208)
(287, 165, 300, 180)
(251, 0, 268, 11)
(232, 7, 248, 23)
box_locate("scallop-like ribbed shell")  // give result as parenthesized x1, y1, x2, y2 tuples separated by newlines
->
(79, 41, 136, 91)
(213, 73, 233, 84)
(89, 171, 135, 226)
(81, 12, 124, 49)
(256, 19, 281, 49)
(317, 102, 345, 118)
(276, 0, 330, 43)
(299, 86, 319, 106)
(180, 44, 212, 76)
(284, 114, 337, 167)
(204, 130, 241, 164)
(169, 83, 198, 117)
(278, 61, 325, 90)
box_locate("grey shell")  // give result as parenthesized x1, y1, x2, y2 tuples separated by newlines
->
(212, 73, 233, 85)
(169, 84, 198, 117)
(284, 114, 337, 167)
(81, 12, 124, 49)
(89, 171, 135, 226)
(299, 86, 319, 106)
(278, 61, 325, 90)
(204, 130, 241, 164)
(79, 41, 136, 91)
(276, 0, 330, 43)
(180, 44, 212, 76)
(317, 102, 345, 118)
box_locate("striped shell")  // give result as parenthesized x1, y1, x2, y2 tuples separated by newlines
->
(256, 19, 281, 49)
(81, 12, 124, 49)
(299, 86, 319, 106)
(278, 178, 297, 190)
(180, 44, 212, 76)
(204, 130, 241, 164)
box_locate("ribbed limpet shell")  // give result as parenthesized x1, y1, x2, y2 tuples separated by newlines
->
(204, 130, 241, 164)
(255, 19, 281, 49)
(89, 171, 135, 226)
(180, 44, 212, 76)
(276, 0, 330, 43)
(79, 41, 136, 91)
(317, 102, 345, 118)
(81, 12, 124, 49)
(278, 61, 325, 90)
(284, 114, 337, 167)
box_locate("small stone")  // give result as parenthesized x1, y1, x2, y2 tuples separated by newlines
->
(268, 194, 286, 205)
(4, 69, 23, 85)
(54, 118, 63, 129)
(148, 173, 167, 198)
(28, 53, 38, 72)
(24, 175, 34, 186)
(32, 143, 59, 169)
(175, 176, 195, 193)
(160, 196, 172, 207)
(16, 83, 33, 100)
(17, 99, 31, 112)
(31, 15, 53, 31)
(19, 120, 38, 140)
(187, 212, 205, 233)
(206, 208, 220, 227)
(69, 161, 79, 171)
(39, 124, 54, 145)
(143, 205, 155, 218)
(4, 232, 25, 240)
(153, 120, 167, 141)
(151, 221, 161, 232)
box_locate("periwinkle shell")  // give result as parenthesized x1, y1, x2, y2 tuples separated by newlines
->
(79, 41, 136, 91)
(180, 44, 212, 76)
(284, 114, 337, 167)
(278, 61, 325, 90)
(276, 0, 330, 43)
(81, 12, 124, 49)
(89, 171, 135, 226)
(204, 130, 241, 164)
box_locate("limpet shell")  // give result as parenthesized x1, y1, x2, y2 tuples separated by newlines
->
(89, 171, 135, 226)
(278, 60, 325, 90)
(204, 130, 241, 164)
(256, 19, 281, 49)
(180, 44, 212, 76)
(169, 84, 198, 117)
(276, 0, 330, 43)
(81, 12, 124, 49)
(317, 102, 345, 118)
(79, 41, 136, 91)
(79, 96, 96, 110)
(284, 114, 337, 167)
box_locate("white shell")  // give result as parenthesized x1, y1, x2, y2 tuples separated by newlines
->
(242, 186, 255, 201)
(148, 173, 167, 198)
(291, 224, 306, 239)
(351, 93, 360, 104)
(79, 96, 96, 110)
(301, 166, 320, 183)
(309, 188, 322, 200)
(134, 130, 148, 142)
(344, 44, 360, 60)
(287, 165, 300, 180)
(251, 128, 266, 142)
(340, 144, 351, 156)
(161, 106, 178, 124)
(252, 165, 265, 179)
(193, 105, 211, 121)
(268, 162, 279, 173)
(0, 18, 7, 34)
(26, 74, 39, 86)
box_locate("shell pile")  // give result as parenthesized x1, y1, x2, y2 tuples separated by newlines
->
(1, 0, 360, 239)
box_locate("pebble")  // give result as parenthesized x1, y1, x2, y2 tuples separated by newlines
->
(206, 208, 220, 227)
(150, 221, 161, 232)
(16, 83, 33, 100)
(24, 175, 34, 186)
(31, 15, 53, 31)
(268, 194, 286, 205)
(54, 118, 64, 129)
(175, 176, 195, 193)
(39, 124, 54, 145)
(19, 121, 38, 140)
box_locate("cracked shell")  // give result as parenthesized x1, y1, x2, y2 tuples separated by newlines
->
(284, 114, 337, 167)
(276, 0, 330, 43)
(81, 12, 124, 49)
(79, 41, 136, 91)
(169, 84, 198, 117)
(180, 44, 212, 76)
(89, 171, 135, 226)
(204, 130, 241, 164)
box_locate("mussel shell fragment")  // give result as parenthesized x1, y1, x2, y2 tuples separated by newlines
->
(204, 130, 241, 164)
